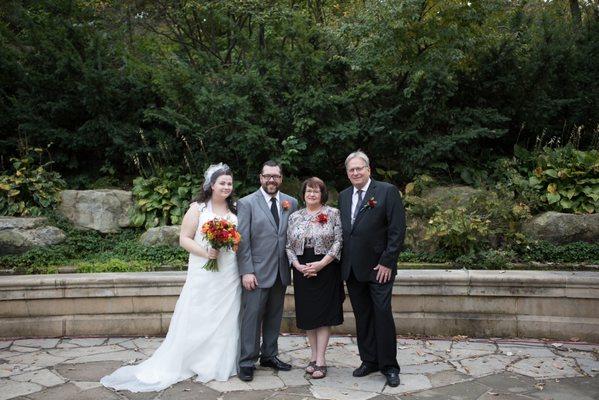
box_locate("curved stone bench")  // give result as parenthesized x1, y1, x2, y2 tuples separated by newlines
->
(1, 270, 598, 341)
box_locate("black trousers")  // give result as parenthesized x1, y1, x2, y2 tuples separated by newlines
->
(346, 269, 399, 372)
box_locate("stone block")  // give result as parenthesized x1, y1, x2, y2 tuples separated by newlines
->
(516, 315, 599, 342)
(57, 189, 133, 233)
(517, 297, 598, 318)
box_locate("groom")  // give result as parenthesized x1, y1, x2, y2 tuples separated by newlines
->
(236, 160, 298, 381)
(338, 150, 406, 387)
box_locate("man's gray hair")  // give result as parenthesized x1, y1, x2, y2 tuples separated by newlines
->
(345, 151, 370, 169)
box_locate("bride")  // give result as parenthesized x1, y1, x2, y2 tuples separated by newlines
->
(101, 163, 241, 392)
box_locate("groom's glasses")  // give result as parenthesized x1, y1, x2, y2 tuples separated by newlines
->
(261, 174, 282, 181)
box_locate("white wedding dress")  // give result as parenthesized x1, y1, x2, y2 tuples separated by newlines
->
(101, 202, 241, 392)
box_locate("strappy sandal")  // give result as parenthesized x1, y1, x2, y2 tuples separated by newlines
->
(305, 361, 316, 374)
(311, 365, 327, 379)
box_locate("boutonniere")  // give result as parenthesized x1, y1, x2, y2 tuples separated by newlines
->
(361, 197, 377, 211)
(281, 200, 291, 211)
(315, 213, 328, 224)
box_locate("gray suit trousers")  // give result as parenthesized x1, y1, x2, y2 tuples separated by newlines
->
(238, 275, 286, 367)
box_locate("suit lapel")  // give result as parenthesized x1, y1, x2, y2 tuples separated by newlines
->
(351, 180, 377, 232)
(254, 190, 277, 231)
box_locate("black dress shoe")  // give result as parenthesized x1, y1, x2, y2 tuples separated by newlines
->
(352, 363, 379, 377)
(259, 356, 292, 371)
(238, 366, 254, 381)
(383, 369, 400, 387)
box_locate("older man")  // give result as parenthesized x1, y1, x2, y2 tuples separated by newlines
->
(337, 151, 406, 387)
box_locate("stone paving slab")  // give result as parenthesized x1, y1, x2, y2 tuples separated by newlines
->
(0, 336, 597, 400)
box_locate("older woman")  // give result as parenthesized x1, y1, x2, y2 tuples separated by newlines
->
(286, 177, 344, 379)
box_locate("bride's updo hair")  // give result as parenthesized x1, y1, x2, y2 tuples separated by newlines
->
(191, 164, 236, 214)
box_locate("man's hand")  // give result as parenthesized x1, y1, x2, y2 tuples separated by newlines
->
(373, 264, 393, 284)
(242, 273, 258, 290)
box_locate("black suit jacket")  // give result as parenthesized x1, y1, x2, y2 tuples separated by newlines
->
(339, 179, 406, 282)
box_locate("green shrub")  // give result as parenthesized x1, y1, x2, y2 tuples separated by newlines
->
(0, 152, 66, 216)
(454, 250, 515, 270)
(528, 147, 599, 214)
(397, 250, 449, 264)
(130, 170, 201, 228)
(495, 146, 599, 214)
(407, 184, 531, 258)
(513, 240, 599, 264)
(424, 208, 491, 258)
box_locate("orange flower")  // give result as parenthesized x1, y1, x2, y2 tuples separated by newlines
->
(281, 200, 291, 211)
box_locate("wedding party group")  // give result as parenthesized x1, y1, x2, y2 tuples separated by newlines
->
(100, 150, 407, 392)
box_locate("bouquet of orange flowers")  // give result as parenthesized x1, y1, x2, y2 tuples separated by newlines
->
(201, 218, 242, 272)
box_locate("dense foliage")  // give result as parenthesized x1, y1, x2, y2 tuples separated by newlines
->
(0, 150, 66, 216)
(1, 0, 597, 190)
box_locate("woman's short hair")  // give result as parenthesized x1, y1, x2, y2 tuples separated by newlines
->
(301, 177, 328, 204)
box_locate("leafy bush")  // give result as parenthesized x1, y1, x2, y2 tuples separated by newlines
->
(493, 146, 599, 214)
(130, 171, 201, 228)
(0, 152, 66, 216)
(528, 147, 599, 214)
(406, 182, 531, 258)
(423, 208, 491, 258)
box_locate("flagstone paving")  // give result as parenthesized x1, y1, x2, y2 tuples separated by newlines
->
(0, 335, 597, 400)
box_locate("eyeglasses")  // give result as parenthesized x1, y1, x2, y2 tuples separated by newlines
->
(261, 174, 282, 181)
(347, 165, 368, 174)
(305, 189, 321, 194)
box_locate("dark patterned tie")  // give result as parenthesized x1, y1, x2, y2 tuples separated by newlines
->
(270, 197, 280, 228)
(352, 189, 363, 225)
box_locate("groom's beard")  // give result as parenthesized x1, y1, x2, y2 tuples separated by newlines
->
(262, 183, 279, 195)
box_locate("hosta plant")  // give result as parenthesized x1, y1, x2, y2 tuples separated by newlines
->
(0, 153, 66, 216)
(130, 171, 201, 229)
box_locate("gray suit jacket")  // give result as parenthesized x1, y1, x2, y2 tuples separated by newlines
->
(236, 189, 298, 288)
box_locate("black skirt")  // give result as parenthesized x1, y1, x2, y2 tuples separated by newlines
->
(293, 247, 345, 330)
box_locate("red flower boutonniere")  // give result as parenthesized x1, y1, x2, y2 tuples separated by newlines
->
(281, 200, 291, 211)
(366, 197, 377, 209)
(315, 213, 328, 224)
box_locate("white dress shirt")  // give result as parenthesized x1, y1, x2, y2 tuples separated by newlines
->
(351, 179, 371, 224)
(260, 187, 281, 215)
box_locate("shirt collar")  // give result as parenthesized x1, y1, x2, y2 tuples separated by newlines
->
(353, 179, 371, 196)
(260, 187, 280, 203)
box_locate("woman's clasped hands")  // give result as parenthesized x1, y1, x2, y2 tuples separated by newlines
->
(294, 261, 324, 278)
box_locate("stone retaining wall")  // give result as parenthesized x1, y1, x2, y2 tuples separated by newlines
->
(1, 270, 598, 341)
